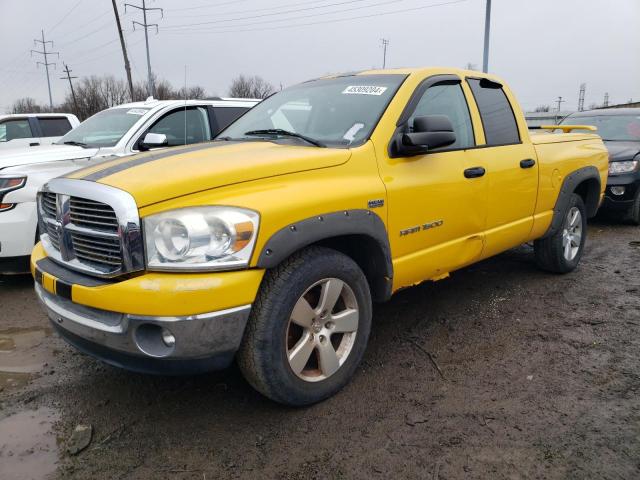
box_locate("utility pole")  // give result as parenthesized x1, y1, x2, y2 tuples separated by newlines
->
(125, 0, 163, 97)
(604, 92, 609, 107)
(381, 38, 389, 69)
(112, 0, 134, 101)
(556, 96, 565, 112)
(60, 63, 79, 115)
(31, 30, 59, 110)
(578, 83, 586, 112)
(482, 0, 491, 73)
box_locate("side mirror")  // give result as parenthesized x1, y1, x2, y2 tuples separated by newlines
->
(396, 115, 456, 156)
(139, 132, 167, 151)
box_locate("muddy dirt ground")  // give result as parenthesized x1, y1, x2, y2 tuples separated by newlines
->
(1, 218, 639, 480)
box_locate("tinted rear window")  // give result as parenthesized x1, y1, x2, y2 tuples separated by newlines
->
(39, 117, 73, 136)
(468, 79, 520, 145)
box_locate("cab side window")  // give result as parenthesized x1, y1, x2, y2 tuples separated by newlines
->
(407, 83, 475, 151)
(147, 107, 211, 147)
(0, 119, 33, 142)
(467, 79, 520, 145)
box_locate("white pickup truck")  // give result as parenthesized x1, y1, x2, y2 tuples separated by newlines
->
(0, 97, 258, 273)
(0, 113, 80, 150)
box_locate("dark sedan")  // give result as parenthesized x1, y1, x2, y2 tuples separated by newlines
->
(561, 108, 640, 224)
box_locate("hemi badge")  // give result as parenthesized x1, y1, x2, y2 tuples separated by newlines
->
(367, 199, 384, 209)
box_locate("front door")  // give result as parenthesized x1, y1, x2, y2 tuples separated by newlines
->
(378, 78, 487, 289)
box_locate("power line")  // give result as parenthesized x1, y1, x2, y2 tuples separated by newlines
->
(47, 0, 84, 35)
(166, 0, 406, 32)
(125, 0, 164, 97)
(163, 0, 467, 36)
(169, 0, 250, 13)
(31, 30, 59, 109)
(578, 83, 586, 111)
(162, 0, 394, 29)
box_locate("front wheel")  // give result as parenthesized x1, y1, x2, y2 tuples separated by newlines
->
(534, 193, 587, 273)
(237, 246, 372, 406)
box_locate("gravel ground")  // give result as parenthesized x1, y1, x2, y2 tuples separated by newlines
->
(1, 218, 639, 480)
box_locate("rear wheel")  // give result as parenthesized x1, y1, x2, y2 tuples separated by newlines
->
(238, 246, 372, 406)
(534, 193, 587, 273)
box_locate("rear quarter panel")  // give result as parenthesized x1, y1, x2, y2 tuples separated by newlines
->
(530, 134, 608, 238)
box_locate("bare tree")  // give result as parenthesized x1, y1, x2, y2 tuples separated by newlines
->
(534, 105, 550, 112)
(10, 75, 209, 120)
(464, 62, 478, 71)
(12, 97, 47, 113)
(228, 75, 275, 99)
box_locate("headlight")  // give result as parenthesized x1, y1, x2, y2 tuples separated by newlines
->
(144, 206, 259, 271)
(0, 175, 27, 211)
(609, 160, 639, 175)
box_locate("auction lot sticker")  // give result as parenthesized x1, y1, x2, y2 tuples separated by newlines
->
(342, 86, 388, 95)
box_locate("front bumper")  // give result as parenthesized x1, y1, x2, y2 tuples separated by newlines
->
(36, 283, 251, 374)
(0, 201, 38, 259)
(31, 243, 265, 374)
(602, 174, 640, 210)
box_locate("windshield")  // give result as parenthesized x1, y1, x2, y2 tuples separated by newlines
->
(57, 107, 150, 148)
(219, 74, 407, 148)
(561, 113, 640, 141)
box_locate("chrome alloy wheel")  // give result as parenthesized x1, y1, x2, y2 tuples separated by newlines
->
(562, 206, 582, 261)
(286, 278, 359, 382)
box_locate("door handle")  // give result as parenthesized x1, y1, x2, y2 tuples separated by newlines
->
(520, 158, 536, 169)
(464, 167, 486, 179)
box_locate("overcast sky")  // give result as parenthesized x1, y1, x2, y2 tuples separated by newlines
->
(1, 0, 638, 114)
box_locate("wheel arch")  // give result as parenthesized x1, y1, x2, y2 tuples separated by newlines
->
(542, 166, 601, 239)
(255, 210, 393, 302)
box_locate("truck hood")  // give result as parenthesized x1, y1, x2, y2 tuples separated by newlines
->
(0, 143, 98, 170)
(67, 141, 351, 207)
(604, 141, 640, 162)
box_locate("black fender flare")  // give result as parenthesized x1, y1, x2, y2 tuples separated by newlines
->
(256, 209, 393, 300)
(542, 166, 601, 238)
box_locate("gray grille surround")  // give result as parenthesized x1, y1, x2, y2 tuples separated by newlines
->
(38, 178, 144, 278)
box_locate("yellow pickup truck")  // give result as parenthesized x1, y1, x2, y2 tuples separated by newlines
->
(31, 68, 608, 405)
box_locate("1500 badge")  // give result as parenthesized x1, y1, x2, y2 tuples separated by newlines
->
(400, 220, 444, 236)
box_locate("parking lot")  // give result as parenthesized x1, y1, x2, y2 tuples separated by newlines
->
(0, 216, 637, 479)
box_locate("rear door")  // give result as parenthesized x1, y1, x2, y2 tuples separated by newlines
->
(466, 78, 538, 258)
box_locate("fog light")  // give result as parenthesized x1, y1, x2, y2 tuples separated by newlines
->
(611, 186, 625, 196)
(161, 328, 176, 347)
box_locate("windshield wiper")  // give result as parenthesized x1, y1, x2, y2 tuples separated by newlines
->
(244, 129, 325, 147)
(62, 140, 89, 148)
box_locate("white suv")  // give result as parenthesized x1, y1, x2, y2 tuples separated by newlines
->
(0, 97, 258, 273)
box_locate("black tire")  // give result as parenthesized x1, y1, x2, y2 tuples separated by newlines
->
(237, 246, 372, 406)
(628, 190, 640, 226)
(534, 193, 587, 273)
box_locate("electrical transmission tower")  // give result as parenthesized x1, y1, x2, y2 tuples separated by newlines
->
(556, 96, 565, 112)
(125, 0, 163, 97)
(578, 83, 586, 111)
(31, 30, 59, 109)
(60, 63, 79, 115)
(604, 92, 609, 107)
(381, 39, 389, 69)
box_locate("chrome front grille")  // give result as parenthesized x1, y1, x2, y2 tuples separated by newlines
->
(69, 197, 119, 232)
(38, 179, 144, 278)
